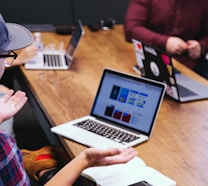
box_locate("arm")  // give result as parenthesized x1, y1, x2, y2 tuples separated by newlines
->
(124, 0, 168, 49)
(5, 45, 38, 67)
(45, 147, 137, 186)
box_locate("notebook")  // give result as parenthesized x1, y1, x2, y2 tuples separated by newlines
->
(132, 39, 208, 102)
(51, 68, 166, 148)
(25, 20, 84, 70)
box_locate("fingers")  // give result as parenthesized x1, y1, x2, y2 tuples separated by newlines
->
(13, 45, 38, 65)
(8, 91, 27, 109)
(1, 89, 14, 102)
(166, 38, 201, 59)
(104, 147, 138, 165)
(0, 90, 27, 121)
(115, 147, 138, 162)
(166, 37, 187, 55)
(187, 40, 201, 59)
(24, 45, 38, 57)
(188, 51, 200, 59)
(2, 90, 27, 111)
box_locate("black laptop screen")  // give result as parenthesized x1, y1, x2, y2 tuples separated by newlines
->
(132, 39, 180, 100)
(65, 20, 84, 63)
(90, 69, 165, 135)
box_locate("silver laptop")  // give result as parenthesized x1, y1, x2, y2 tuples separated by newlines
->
(132, 39, 208, 102)
(25, 20, 84, 70)
(51, 68, 166, 148)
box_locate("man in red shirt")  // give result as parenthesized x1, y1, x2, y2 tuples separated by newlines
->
(124, 0, 208, 79)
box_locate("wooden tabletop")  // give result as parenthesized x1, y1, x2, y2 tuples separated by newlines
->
(19, 25, 208, 186)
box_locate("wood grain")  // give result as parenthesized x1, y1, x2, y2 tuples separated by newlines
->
(20, 25, 208, 186)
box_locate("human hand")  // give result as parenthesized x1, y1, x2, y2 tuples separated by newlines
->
(187, 40, 201, 59)
(81, 147, 138, 168)
(45, 147, 137, 186)
(12, 45, 38, 66)
(166, 36, 188, 55)
(0, 90, 27, 123)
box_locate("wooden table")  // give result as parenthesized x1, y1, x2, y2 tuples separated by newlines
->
(17, 25, 208, 186)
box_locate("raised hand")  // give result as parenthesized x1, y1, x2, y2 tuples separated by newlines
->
(81, 147, 138, 167)
(0, 90, 27, 123)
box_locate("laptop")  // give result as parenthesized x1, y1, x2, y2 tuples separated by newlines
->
(25, 20, 84, 70)
(132, 39, 208, 102)
(51, 68, 166, 148)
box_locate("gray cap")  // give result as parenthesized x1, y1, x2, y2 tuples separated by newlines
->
(0, 14, 33, 52)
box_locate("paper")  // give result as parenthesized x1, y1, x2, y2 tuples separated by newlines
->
(82, 157, 176, 186)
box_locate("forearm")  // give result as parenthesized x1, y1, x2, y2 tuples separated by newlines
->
(45, 153, 89, 186)
(44, 147, 137, 185)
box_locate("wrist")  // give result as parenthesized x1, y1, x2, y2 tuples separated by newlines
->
(78, 151, 91, 169)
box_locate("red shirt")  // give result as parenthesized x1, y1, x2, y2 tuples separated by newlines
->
(124, 0, 208, 68)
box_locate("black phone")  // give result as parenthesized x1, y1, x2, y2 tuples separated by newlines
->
(129, 181, 153, 186)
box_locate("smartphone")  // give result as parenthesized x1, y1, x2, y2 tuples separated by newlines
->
(129, 181, 154, 186)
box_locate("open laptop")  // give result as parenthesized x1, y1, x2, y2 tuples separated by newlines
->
(51, 68, 166, 148)
(25, 20, 84, 70)
(132, 39, 208, 102)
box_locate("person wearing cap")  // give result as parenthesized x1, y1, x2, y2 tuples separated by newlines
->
(0, 25, 37, 138)
(0, 44, 37, 139)
(0, 14, 137, 185)
(0, 37, 37, 90)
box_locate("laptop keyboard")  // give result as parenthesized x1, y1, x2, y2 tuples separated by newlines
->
(43, 54, 64, 67)
(177, 84, 198, 97)
(73, 119, 140, 144)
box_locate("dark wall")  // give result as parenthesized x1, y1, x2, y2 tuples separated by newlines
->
(73, 0, 130, 25)
(0, 0, 73, 26)
(0, 0, 130, 30)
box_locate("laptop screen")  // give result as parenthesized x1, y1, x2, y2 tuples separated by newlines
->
(132, 39, 179, 100)
(65, 20, 84, 63)
(90, 69, 165, 136)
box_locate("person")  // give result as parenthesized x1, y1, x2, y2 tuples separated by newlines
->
(0, 13, 138, 185)
(124, 0, 208, 79)
(0, 45, 38, 137)
(0, 44, 37, 89)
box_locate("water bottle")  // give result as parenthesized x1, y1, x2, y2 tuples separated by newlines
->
(34, 32, 43, 51)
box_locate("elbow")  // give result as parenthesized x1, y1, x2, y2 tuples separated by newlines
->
(124, 24, 133, 43)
